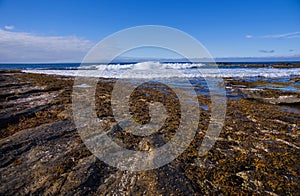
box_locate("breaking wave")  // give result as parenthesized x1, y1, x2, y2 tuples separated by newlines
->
(79, 61, 206, 71)
(22, 61, 300, 79)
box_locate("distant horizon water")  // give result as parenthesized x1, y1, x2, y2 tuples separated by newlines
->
(1, 59, 300, 67)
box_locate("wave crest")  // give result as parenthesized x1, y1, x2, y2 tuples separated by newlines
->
(79, 61, 205, 71)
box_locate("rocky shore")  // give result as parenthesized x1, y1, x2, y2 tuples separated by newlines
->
(0, 70, 299, 195)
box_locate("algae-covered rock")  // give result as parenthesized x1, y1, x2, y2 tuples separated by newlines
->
(0, 71, 299, 195)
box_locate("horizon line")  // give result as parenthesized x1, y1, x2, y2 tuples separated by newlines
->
(1, 55, 300, 64)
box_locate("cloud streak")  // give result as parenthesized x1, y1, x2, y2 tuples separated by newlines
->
(4, 25, 14, 30)
(0, 29, 95, 62)
(246, 31, 300, 39)
(259, 50, 275, 53)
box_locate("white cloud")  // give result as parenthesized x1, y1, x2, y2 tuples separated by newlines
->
(261, 31, 300, 39)
(0, 29, 95, 62)
(245, 31, 300, 39)
(4, 25, 14, 30)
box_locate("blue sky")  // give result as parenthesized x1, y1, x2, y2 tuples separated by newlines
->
(0, 0, 299, 62)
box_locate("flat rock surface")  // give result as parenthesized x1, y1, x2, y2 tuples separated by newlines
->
(240, 88, 300, 104)
(0, 71, 299, 195)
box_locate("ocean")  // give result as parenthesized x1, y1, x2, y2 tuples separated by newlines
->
(0, 61, 298, 79)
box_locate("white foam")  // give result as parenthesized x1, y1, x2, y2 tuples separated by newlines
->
(79, 61, 205, 71)
(22, 62, 300, 79)
(74, 83, 92, 88)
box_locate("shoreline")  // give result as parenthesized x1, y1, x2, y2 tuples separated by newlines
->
(0, 70, 299, 194)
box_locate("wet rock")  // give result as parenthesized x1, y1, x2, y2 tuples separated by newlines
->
(240, 88, 300, 104)
(57, 105, 72, 120)
(1, 71, 299, 195)
(264, 95, 300, 104)
(236, 171, 263, 191)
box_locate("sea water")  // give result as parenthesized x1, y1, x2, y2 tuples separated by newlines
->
(1, 61, 300, 94)
(15, 61, 300, 79)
